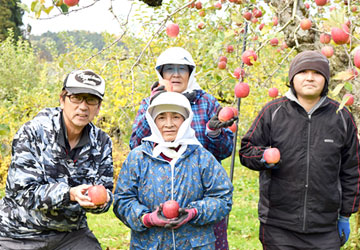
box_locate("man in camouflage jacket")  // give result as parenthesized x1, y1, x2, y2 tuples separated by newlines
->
(0, 70, 113, 250)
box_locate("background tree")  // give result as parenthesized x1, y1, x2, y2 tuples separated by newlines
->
(0, 0, 24, 41)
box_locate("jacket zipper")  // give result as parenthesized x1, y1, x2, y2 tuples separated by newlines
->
(303, 114, 311, 231)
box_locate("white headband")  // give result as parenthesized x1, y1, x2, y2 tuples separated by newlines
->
(151, 104, 189, 120)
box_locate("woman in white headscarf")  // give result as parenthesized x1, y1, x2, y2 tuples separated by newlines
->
(114, 92, 233, 250)
(129, 47, 236, 249)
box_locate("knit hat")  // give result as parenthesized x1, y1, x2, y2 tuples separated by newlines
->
(288, 51, 330, 96)
(63, 69, 105, 99)
(151, 104, 189, 120)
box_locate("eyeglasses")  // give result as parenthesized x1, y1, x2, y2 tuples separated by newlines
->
(66, 94, 100, 105)
(162, 64, 190, 75)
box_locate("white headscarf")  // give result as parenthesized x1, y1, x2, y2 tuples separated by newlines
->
(143, 92, 201, 159)
(155, 47, 202, 93)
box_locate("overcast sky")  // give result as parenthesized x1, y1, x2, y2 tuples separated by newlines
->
(21, 0, 134, 35)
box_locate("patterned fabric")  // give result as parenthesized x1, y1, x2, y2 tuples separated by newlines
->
(113, 141, 233, 250)
(0, 107, 114, 238)
(129, 89, 234, 163)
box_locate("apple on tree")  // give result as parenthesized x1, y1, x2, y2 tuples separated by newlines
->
(218, 61, 227, 69)
(354, 49, 360, 69)
(268, 87, 279, 98)
(300, 19, 312, 30)
(88, 185, 108, 206)
(241, 49, 257, 66)
(331, 24, 350, 45)
(270, 38, 279, 46)
(64, 0, 79, 6)
(166, 23, 179, 38)
(162, 200, 180, 219)
(321, 46, 334, 58)
(234, 82, 250, 98)
(343, 94, 354, 106)
(320, 33, 331, 44)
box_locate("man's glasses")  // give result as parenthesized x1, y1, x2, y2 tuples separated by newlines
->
(66, 94, 100, 105)
(162, 64, 189, 75)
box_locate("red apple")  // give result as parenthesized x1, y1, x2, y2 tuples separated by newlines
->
(219, 56, 227, 63)
(280, 42, 288, 50)
(227, 45, 234, 53)
(268, 87, 279, 98)
(270, 38, 279, 46)
(218, 107, 235, 122)
(64, 0, 79, 6)
(242, 50, 257, 66)
(354, 49, 360, 69)
(166, 23, 179, 38)
(243, 12, 252, 21)
(197, 22, 205, 29)
(259, 23, 265, 31)
(331, 24, 350, 45)
(234, 67, 245, 79)
(252, 8, 262, 18)
(159, 79, 173, 92)
(300, 19, 312, 30)
(218, 61, 227, 69)
(251, 18, 258, 24)
(195, 1, 202, 9)
(162, 200, 180, 219)
(343, 94, 354, 106)
(234, 82, 250, 98)
(351, 6, 357, 12)
(199, 10, 206, 17)
(329, 6, 336, 11)
(263, 148, 281, 164)
(304, 3, 310, 9)
(321, 46, 334, 58)
(88, 185, 107, 206)
(272, 16, 278, 26)
(230, 107, 238, 117)
(320, 33, 331, 44)
(214, 2, 222, 9)
(315, 0, 327, 6)
(229, 123, 237, 133)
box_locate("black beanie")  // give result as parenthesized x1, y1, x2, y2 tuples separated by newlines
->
(288, 51, 330, 96)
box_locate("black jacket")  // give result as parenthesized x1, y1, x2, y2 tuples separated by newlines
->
(239, 91, 360, 233)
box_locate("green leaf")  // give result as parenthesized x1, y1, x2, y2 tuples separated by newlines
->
(43, 6, 54, 15)
(344, 82, 353, 92)
(331, 83, 344, 96)
(60, 4, 69, 13)
(336, 96, 350, 113)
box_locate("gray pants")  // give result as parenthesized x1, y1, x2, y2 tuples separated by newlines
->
(0, 227, 102, 250)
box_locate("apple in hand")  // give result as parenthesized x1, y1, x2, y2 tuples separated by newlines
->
(162, 200, 180, 219)
(263, 148, 281, 164)
(159, 79, 173, 92)
(88, 185, 107, 206)
(218, 107, 235, 122)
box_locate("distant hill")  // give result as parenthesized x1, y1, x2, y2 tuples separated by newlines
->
(29, 30, 107, 61)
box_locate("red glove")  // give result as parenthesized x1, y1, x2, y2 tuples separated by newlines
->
(165, 208, 197, 229)
(143, 206, 171, 228)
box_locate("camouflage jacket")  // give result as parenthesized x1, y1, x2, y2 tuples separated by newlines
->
(0, 107, 113, 238)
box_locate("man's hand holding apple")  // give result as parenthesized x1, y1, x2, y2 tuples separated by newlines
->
(261, 148, 281, 169)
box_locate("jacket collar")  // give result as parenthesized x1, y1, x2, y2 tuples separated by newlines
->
(285, 89, 328, 115)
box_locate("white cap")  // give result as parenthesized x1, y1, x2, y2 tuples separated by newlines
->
(151, 104, 189, 120)
(63, 69, 105, 99)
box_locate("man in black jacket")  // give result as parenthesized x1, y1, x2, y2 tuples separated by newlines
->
(239, 51, 360, 250)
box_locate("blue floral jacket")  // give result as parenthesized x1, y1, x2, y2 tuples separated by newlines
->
(113, 141, 233, 249)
